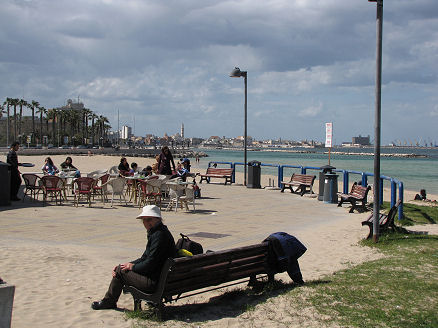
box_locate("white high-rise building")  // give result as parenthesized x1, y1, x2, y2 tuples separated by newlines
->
(181, 123, 184, 139)
(121, 125, 132, 139)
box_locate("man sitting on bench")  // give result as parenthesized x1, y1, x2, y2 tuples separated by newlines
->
(91, 205, 176, 310)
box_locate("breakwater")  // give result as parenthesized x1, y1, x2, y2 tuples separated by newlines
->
(325, 151, 428, 158)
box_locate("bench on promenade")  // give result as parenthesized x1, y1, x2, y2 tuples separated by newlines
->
(123, 243, 273, 314)
(337, 182, 371, 213)
(280, 173, 316, 196)
(361, 200, 401, 239)
(199, 167, 234, 185)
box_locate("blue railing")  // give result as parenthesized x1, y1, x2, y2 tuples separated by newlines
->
(207, 160, 404, 219)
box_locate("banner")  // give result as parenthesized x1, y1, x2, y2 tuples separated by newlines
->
(325, 122, 333, 148)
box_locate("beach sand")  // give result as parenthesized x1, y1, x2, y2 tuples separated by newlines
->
(1, 154, 436, 327)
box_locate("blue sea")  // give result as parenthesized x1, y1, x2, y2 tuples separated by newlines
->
(195, 147, 438, 195)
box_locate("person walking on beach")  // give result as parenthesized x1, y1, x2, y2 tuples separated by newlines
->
(7, 141, 22, 201)
(157, 146, 176, 175)
(91, 205, 176, 310)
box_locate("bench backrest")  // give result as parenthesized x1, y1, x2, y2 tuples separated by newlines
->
(350, 183, 371, 199)
(291, 173, 316, 185)
(158, 243, 269, 298)
(381, 199, 402, 226)
(205, 168, 234, 176)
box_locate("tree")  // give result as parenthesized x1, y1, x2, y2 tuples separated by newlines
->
(10, 98, 19, 141)
(36, 106, 47, 144)
(18, 99, 28, 143)
(3, 98, 12, 146)
(30, 100, 39, 143)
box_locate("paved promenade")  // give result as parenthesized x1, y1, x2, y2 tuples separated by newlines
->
(0, 182, 375, 327)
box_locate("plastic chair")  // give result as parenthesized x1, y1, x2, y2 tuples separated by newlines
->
(93, 174, 110, 204)
(179, 186, 196, 212)
(165, 183, 186, 212)
(138, 179, 162, 209)
(41, 175, 63, 205)
(103, 177, 128, 206)
(22, 173, 43, 201)
(108, 166, 119, 177)
(73, 177, 95, 207)
(87, 169, 108, 179)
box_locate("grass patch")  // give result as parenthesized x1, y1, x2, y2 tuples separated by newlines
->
(374, 201, 437, 226)
(301, 233, 438, 327)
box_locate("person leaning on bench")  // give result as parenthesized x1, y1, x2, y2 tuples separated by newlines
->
(91, 205, 176, 310)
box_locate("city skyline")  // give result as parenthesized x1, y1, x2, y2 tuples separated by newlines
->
(1, 0, 437, 144)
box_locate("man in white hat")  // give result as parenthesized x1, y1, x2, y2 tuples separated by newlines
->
(91, 205, 176, 310)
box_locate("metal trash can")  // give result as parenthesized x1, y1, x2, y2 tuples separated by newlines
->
(318, 165, 336, 201)
(247, 160, 261, 189)
(323, 173, 338, 204)
(0, 162, 11, 206)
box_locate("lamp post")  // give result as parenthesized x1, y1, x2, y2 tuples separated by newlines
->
(229, 67, 248, 186)
(369, 0, 383, 242)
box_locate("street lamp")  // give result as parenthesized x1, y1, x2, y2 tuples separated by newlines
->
(229, 67, 248, 186)
(369, 0, 383, 242)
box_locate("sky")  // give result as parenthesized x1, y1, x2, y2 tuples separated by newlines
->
(1, 0, 437, 145)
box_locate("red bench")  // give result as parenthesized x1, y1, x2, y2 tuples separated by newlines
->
(337, 182, 371, 213)
(280, 173, 316, 196)
(199, 168, 234, 185)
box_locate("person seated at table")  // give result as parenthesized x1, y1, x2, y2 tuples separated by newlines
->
(60, 156, 81, 178)
(129, 162, 138, 175)
(91, 205, 176, 310)
(118, 157, 130, 176)
(181, 158, 191, 172)
(141, 165, 153, 177)
(170, 162, 189, 181)
(42, 157, 59, 175)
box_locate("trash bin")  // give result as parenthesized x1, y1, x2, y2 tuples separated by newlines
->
(247, 160, 261, 189)
(318, 165, 336, 201)
(0, 161, 11, 206)
(323, 173, 338, 204)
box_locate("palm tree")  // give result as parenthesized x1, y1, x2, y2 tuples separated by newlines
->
(46, 108, 57, 145)
(30, 100, 39, 143)
(82, 108, 91, 144)
(3, 98, 12, 146)
(36, 106, 47, 144)
(10, 98, 19, 141)
(18, 99, 28, 143)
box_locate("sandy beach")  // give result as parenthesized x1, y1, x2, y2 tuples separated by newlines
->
(1, 154, 437, 327)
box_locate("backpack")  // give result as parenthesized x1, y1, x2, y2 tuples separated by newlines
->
(175, 233, 203, 255)
(193, 184, 201, 198)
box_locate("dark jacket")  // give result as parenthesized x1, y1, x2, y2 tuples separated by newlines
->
(7, 149, 19, 171)
(158, 152, 175, 175)
(131, 222, 176, 281)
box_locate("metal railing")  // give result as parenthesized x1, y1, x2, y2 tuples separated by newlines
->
(207, 161, 404, 219)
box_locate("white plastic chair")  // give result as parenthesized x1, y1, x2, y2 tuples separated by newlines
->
(103, 177, 127, 206)
(108, 165, 119, 177)
(179, 186, 196, 212)
(165, 183, 186, 212)
(87, 169, 108, 178)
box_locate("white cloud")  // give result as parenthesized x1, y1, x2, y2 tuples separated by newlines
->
(298, 102, 323, 118)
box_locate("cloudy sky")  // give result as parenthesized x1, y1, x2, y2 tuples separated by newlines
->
(1, 0, 437, 144)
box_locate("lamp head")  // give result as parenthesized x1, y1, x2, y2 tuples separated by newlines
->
(230, 67, 247, 78)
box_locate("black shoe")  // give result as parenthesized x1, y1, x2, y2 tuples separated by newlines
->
(91, 299, 117, 310)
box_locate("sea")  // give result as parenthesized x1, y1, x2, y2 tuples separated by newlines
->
(194, 147, 438, 195)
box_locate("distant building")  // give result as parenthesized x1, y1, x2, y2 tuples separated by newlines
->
(121, 125, 132, 139)
(352, 135, 371, 146)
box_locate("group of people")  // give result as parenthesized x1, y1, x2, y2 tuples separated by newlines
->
(117, 146, 193, 181)
(42, 156, 81, 178)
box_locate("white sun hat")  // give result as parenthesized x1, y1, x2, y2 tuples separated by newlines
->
(136, 205, 162, 219)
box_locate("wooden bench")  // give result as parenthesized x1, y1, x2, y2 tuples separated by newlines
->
(280, 173, 316, 196)
(123, 243, 272, 313)
(199, 167, 234, 185)
(337, 182, 371, 213)
(361, 200, 401, 239)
